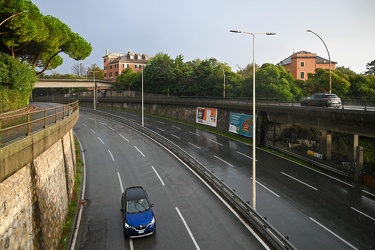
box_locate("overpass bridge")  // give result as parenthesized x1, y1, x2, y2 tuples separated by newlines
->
(34, 79, 113, 90)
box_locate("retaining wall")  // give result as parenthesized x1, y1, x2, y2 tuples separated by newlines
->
(0, 111, 78, 249)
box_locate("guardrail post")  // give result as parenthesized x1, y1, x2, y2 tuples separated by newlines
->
(62, 105, 65, 120)
(44, 110, 48, 128)
(55, 107, 58, 123)
(26, 113, 31, 136)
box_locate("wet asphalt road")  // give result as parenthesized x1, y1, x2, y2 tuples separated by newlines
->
(73, 111, 268, 250)
(74, 108, 375, 250)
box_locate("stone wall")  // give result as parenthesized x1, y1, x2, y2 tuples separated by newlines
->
(0, 129, 76, 249)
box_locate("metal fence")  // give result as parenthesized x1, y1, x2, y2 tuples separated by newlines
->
(0, 101, 79, 146)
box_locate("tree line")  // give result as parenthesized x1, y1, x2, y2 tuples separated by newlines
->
(110, 53, 375, 102)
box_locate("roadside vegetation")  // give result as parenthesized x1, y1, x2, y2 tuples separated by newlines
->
(58, 137, 83, 249)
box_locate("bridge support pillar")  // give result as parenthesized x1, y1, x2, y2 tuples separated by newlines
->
(321, 130, 332, 161)
(354, 146, 364, 185)
(348, 134, 359, 161)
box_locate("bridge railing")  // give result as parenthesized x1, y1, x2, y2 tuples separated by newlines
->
(0, 101, 79, 147)
(82, 107, 297, 250)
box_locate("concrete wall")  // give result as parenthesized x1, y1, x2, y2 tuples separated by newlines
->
(0, 113, 77, 249)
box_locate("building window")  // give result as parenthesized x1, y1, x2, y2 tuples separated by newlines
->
(104, 73, 106, 77)
(127, 64, 129, 68)
(109, 65, 112, 69)
(300, 72, 305, 79)
(109, 72, 112, 77)
(301, 61, 305, 67)
(115, 64, 117, 69)
(135, 65, 138, 68)
(104, 58, 106, 63)
(115, 72, 118, 76)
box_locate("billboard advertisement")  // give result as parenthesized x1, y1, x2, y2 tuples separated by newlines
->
(196, 107, 217, 127)
(229, 112, 253, 138)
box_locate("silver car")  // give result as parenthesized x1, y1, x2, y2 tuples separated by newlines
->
(300, 93, 342, 108)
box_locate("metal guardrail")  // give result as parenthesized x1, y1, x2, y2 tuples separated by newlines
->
(266, 143, 350, 177)
(82, 108, 296, 250)
(0, 101, 79, 146)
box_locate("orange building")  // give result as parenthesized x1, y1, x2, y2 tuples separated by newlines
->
(277, 50, 336, 80)
(103, 49, 150, 80)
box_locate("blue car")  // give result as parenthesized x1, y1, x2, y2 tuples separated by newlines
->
(121, 186, 156, 238)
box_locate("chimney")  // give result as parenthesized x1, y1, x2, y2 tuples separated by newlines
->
(106, 49, 108, 56)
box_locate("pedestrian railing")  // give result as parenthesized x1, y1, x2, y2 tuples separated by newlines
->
(0, 101, 79, 146)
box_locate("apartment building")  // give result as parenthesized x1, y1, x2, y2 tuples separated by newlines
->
(277, 50, 336, 80)
(103, 49, 150, 80)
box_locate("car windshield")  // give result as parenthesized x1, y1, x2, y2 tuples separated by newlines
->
(126, 198, 150, 213)
(326, 94, 338, 98)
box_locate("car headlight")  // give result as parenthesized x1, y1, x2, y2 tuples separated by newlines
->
(148, 217, 155, 226)
(125, 222, 130, 228)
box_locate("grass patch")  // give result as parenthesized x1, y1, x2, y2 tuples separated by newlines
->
(57, 136, 83, 249)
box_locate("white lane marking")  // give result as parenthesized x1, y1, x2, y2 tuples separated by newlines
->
(175, 207, 201, 250)
(156, 120, 165, 124)
(98, 137, 104, 144)
(108, 126, 115, 131)
(188, 142, 201, 149)
(189, 131, 200, 136)
(171, 134, 180, 139)
(108, 150, 115, 161)
(156, 127, 165, 132)
(172, 125, 182, 129)
(99, 122, 105, 125)
(256, 181, 280, 198)
(151, 166, 165, 186)
(310, 217, 358, 250)
(208, 139, 223, 146)
(70, 134, 86, 250)
(88, 117, 94, 120)
(237, 151, 258, 161)
(119, 133, 129, 142)
(351, 207, 375, 222)
(281, 172, 318, 191)
(82, 123, 87, 127)
(90, 129, 95, 134)
(214, 155, 234, 167)
(134, 146, 145, 157)
(117, 172, 124, 193)
(129, 238, 134, 250)
(363, 190, 375, 198)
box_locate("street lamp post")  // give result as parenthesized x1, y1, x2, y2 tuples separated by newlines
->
(89, 71, 98, 110)
(230, 30, 275, 211)
(219, 64, 226, 98)
(141, 64, 149, 127)
(307, 30, 332, 94)
(142, 64, 145, 127)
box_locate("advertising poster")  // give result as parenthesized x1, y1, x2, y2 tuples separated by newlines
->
(196, 107, 218, 127)
(229, 112, 253, 138)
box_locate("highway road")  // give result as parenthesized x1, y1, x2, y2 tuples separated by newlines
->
(73, 108, 375, 250)
(73, 111, 269, 249)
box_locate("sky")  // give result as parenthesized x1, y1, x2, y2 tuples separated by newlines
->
(32, 0, 375, 75)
